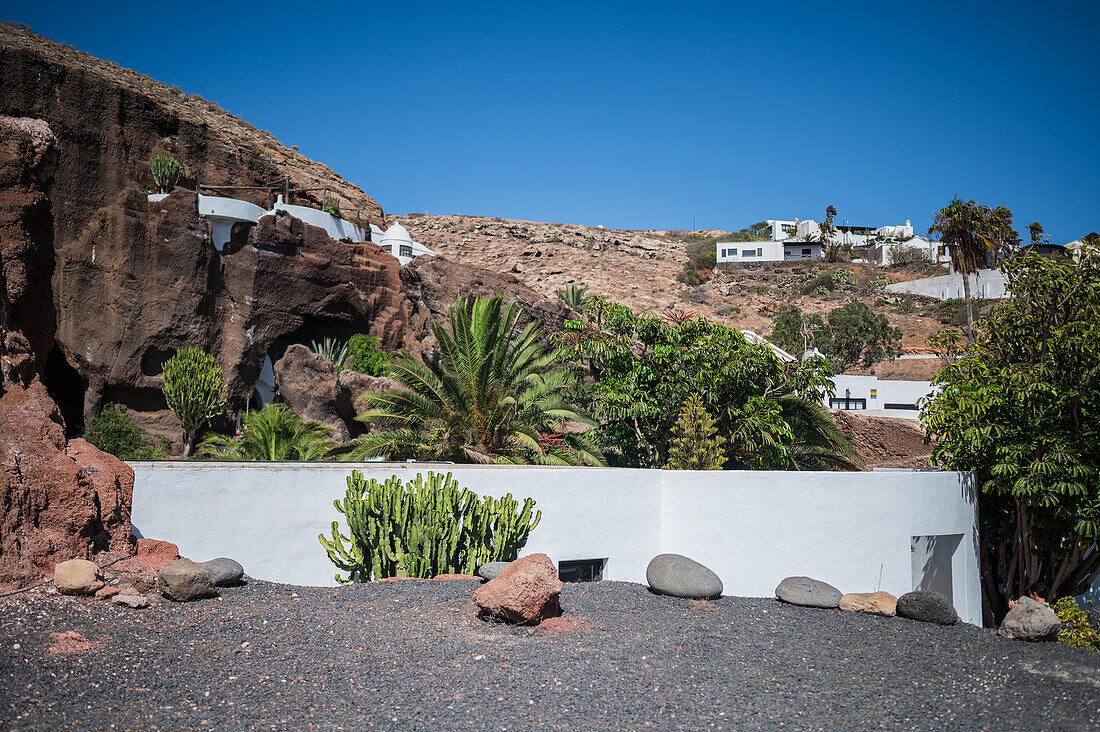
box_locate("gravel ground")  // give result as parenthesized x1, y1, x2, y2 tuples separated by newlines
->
(2, 579, 1099, 730)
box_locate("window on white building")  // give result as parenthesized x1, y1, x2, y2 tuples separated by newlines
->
(802, 248, 811, 258)
(399, 244, 413, 258)
(742, 249, 756, 257)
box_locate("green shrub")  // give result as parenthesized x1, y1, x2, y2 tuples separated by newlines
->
(323, 199, 342, 218)
(161, 347, 227, 457)
(896, 300, 916, 315)
(319, 471, 541, 582)
(149, 155, 182, 193)
(347, 334, 388, 376)
(556, 283, 591, 311)
(84, 403, 170, 460)
(799, 273, 835, 296)
(310, 337, 349, 367)
(1054, 597, 1100, 651)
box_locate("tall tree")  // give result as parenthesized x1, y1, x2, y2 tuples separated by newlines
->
(349, 296, 604, 466)
(922, 248, 1100, 624)
(928, 198, 1019, 341)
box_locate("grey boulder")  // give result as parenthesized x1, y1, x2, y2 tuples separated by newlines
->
(477, 562, 510, 581)
(200, 557, 245, 586)
(897, 590, 958, 625)
(646, 554, 723, 600)
(157, 559, 217, 602)
(775, 576, 843, 608)
(112, 594, 150, 609)
(999, 597, 1061, 641)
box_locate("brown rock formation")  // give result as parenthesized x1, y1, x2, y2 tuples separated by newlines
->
(473, 553, 563, 625)
(272, 344, 397, 441)
(831, 410, 932, 469)
(0, 116, 134, 587)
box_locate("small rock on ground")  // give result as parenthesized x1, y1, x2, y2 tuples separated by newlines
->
(112, 594, 149, 609)
(897, 590, 958, 625)
(999, 596, 1061, 641)
(53, 559, 104, 596)
(775, 576, 842, 608)
(646, 554, 723, 600)
(477, 562, 509, 580)
(158, 559, 217, 602)
(839, 591, 897, 617)
(199, 557, 244, 586)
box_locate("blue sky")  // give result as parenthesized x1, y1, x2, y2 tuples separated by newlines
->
(5, 1, 1098, 240)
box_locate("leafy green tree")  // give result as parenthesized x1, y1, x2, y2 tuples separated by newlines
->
(198, 404, 336, 461)
(346, 334, 388, 376)
(1027, 221, 1049, 248)
(161, 347, 227, 457)
(561, 298, 854, 470)
(556, 283, 592, 312)
(84, 403, 171, 460)
(348, 296, 604, 466)
(921, 249, 1100, 625)
(825, 300, 901, 371)
(665, 393, 727, 470)
(770, 305, 826, 355)
(929, 197, 1019, 341)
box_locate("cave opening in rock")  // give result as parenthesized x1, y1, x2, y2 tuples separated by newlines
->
(41, 344, 86, 437)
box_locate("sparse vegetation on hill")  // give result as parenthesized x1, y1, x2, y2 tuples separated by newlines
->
(83, 403, 171, 460)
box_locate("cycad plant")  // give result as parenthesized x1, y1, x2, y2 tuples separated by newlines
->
(198, 404, 337, 461)
(346, 295, 604, 466)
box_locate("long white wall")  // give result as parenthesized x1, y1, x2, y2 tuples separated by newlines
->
(885, 269, 1007, 300)
(129, 463, 981, 624)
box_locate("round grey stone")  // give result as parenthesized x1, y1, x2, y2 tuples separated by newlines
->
(998, 596, 1060, 641)
(646, 554, 723, 599)
(775, 576, 843, 608)
(157, 559, 217, 602)
(477, 562, 510, 581)
(897, 590, 958, 625)
(200, 557, 245, 586)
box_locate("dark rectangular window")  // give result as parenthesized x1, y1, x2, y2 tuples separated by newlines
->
(558, 558, 606, 583)
(829, 397, 867, 410)
(802, 248, 812, 257)
(399, 244, 413, 258)
(883, 403, 918, 410)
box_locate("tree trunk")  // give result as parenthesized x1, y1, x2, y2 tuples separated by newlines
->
(182, 427, 197, 458)
(961, 271, 975, 342)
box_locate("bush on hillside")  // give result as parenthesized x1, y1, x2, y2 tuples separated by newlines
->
(84, 403, 171, 460)
(347, 334, 388, 376)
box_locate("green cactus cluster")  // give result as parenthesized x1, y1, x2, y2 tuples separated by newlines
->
(150, 154, 182, 192)
(319, 471, 541, 583)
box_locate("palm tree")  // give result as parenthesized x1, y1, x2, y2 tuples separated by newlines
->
(928, 198, 1018, 341)
(346, 295, 605, 466)
(198, 404, 336, 460)
(556, 283, 591, 312)
(778, 395, 862, 471)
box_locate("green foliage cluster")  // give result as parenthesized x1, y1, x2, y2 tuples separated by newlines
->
(556, 283, 592, 311)
(199, 404, 336, 461)
(84, 403, 170, 460)
(665, 393, 727, 470)
(319, 471, 540, 582)
(1054, 598, 1100, 651)
(560, 298, 858, 470)
(921, 249, 1100, 624)
(149, 155, 182, 193)
(161, 347, 227, 457)
(347, 334, 389, 377)
(347, 296, 603, 466)
(322, 199, 342, 218)
(769, 302, 901, 371)
(936, 297, 990, 326)
(310, 337, 350, 367)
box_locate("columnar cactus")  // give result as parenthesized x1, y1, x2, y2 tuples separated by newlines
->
(319, 471, 540, 583)
(150, 154, 182, 193)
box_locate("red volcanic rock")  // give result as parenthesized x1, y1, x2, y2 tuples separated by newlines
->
(473, 553, 563, 625)
(0, 116, 135, 588)
(135, 538, 179, 570)
(432, 574, 480, 580)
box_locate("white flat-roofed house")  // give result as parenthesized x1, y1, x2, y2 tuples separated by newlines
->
(825, 374, 935, 421)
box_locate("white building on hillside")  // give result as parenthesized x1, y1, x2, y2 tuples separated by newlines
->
(375, 222, 436, 265)
(717, 217, 946, 266)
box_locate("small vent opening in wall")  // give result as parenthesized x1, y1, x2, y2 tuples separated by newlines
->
(558, 558, 606, 583)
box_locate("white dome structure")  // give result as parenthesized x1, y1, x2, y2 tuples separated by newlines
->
(375, 222, 435, 265)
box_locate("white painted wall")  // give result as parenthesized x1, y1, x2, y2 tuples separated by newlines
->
(828, 375, 935, 420)
(716, 240, 784, 263)
(885, 269, 1007, 300)
(130, 463, 981, 624)
(271, 199, 367, 242)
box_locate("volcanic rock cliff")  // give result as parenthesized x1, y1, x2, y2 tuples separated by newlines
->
(0, 116, 134, 586)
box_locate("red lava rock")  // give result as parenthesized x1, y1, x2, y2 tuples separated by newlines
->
(374, 576, 416, 583)
(473, 553, 562, 625)
(94, 586, 120, 600)
(135, 538, 179, 569)
(537, 616, 592, 637)
(47, 631, 98, 655)
(432, 574, 480, 580)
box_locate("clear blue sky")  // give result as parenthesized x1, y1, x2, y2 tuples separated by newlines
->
(5, 1, 1098, 241)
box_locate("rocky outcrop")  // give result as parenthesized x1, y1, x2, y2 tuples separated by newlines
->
(0, 116, 135, 587)
(272, 344, 398, 441)
(401, 256, 574, 366)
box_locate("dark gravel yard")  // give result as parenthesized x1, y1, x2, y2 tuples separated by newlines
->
(2, 579, 1099, 730)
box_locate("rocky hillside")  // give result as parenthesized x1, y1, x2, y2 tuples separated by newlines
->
(397, 214, 948, 377)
